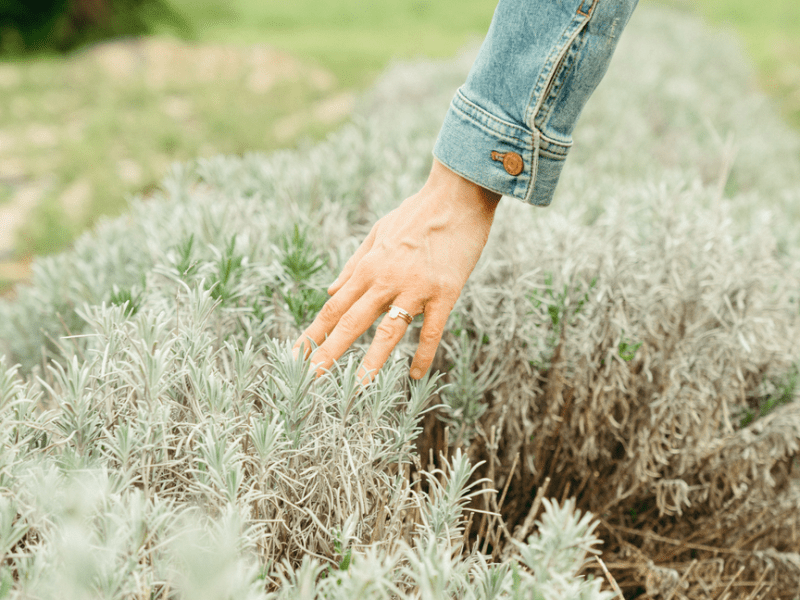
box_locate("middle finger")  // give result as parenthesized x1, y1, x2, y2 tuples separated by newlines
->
(293, 276, 370, 358)
(310, 290, 390, 375)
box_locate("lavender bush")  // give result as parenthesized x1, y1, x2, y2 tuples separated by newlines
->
(1, 6, 799, 598)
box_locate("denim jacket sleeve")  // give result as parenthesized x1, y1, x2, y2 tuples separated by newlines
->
(433, 0, 638, 206)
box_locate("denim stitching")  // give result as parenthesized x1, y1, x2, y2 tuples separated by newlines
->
(536, 28, 589, 132)
(538, 127, 573, 148)
(453, 90, 529, 142)
(453, 91, 572, 155)
(450, 101, 569, 160)
(448, 104, 526, 150)
(577, 0, 598, 17)
(434, 98, 570, 205)
(444, 89, 571, 204)
(538, 147, 569, 160)
(435, 107, 533, 198)
(524, 3, 596, 202)
(524, 4, 589, 127)
(525, 31, 575, 127)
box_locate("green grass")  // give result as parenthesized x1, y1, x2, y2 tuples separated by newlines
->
(0, 1, 497, 266)
(0, 0, 797, 276)
(163, 0, 497, 86)
(0, 43, 342, 258)
(169, 0, 800, 123)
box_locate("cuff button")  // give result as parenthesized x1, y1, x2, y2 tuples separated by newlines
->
(491, 150, 524, 176)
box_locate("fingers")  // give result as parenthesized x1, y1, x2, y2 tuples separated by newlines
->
(293, 277, 369, 358)
(297, 294, 453, 382)
(328, 224, 378, 296)
(309, 290, 390, 376)
(409, 300, 452, 380)
(357, 298, 420, 384)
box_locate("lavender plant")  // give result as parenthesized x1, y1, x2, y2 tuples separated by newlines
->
(0, 4, 799, 598)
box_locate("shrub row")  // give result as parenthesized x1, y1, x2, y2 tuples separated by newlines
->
(0, 5, 799, 598)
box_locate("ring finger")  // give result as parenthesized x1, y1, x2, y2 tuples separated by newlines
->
(357, 297, 421, 383)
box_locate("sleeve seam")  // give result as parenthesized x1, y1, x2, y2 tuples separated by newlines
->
(453, 89, 531, 143)
(453, 90, 574, 151)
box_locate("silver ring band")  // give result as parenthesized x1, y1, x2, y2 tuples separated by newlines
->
(388, 305, 414, 325)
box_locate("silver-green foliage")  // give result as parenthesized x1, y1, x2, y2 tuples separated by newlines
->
(0, 333, 610, 598)
(0, 280, 610, 598)
(265, 491, 612, 600)
(1, 4, 800, 597)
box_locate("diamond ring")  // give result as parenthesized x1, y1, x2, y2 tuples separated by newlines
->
(387, 305, 414, 325)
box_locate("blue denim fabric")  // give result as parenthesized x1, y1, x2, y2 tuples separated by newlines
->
(433, 0, 638, 206)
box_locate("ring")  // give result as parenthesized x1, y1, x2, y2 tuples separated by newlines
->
(388, 305, 414, 325)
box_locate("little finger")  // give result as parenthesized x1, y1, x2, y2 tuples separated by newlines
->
(409, 300, 452, 380)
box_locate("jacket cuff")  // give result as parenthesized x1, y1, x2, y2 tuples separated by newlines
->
(433, 89, 571, 207)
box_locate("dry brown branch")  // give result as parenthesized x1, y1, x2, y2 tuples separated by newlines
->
(514, 477, 550, 544)
(664, 559, 696, 600)
(611, 525, 746, 556)
(595, 556, 624, 599)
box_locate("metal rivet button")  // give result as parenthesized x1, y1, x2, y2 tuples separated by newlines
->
(491, 150, 524, 176)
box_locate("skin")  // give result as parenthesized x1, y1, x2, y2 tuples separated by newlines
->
(292, 158, 502, 383)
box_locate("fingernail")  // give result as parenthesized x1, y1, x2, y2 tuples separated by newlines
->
(329, 277, 339, 288)
(292, 347, 299, 360)
(411, 368, 422, 380)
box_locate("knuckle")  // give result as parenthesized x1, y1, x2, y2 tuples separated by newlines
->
(418, 327, 442, 347)
(438, 275, 461, 298)
(374, 319, 401, 341)
(372, 280, 394, 301)
(343, 253, 358, 271)
(318, 299, 341, 323)
(423, 278, 452, 303)
(354, 256, 378, 280)
(337, 311, 361, 332)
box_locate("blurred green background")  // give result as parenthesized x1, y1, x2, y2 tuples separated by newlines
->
(0, 0, 798, 288)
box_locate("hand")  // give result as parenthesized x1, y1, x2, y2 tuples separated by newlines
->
(293, 159, 501, 382)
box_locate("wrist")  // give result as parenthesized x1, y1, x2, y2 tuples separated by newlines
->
(425, 159, 502, 216)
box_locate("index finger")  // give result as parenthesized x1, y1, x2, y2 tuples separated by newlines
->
(293, 276, 369, 359)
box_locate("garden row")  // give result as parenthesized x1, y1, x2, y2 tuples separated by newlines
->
(0, 6, 799, 598)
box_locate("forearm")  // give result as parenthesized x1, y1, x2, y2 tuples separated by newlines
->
(434, 0, 638, 206)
